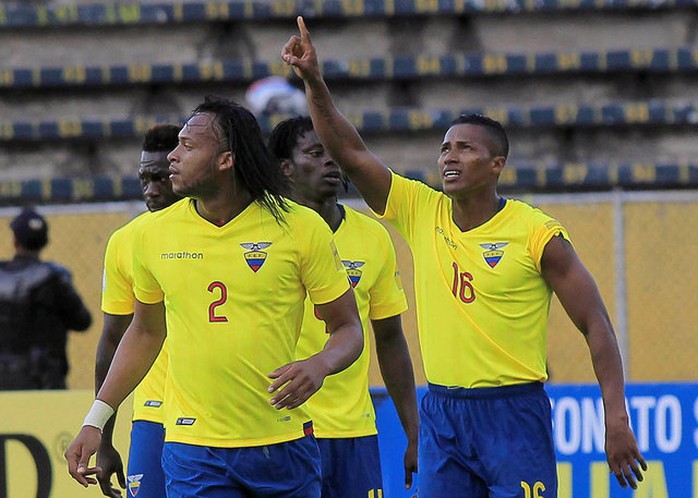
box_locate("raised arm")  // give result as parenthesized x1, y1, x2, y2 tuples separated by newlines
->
(65, 300, 166, 488)
(268, 288, 363, 410)
(282, 16, 392, 214)
(372, 315, 419, 489)
(541, 235, 647, 490)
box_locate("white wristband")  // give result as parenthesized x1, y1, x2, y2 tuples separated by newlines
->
(82, 399, 115, 432)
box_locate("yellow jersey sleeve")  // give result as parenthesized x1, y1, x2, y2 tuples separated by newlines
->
(132, 220, 165, 306)
(101, 220, 138, 315)
(365, 216, 408, 321)
(101, 212, 168, 424)
(530, 216, 570, 273)
(300, 216, 349, 306)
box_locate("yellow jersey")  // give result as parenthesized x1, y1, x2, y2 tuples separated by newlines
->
(379, 173, 569, 388)
(296, 205, 407, 438)
(132, 198, 350, 447)
(101, 211, 168, 424)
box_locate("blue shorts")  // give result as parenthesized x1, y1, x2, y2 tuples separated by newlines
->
(317, 435, 383, 498)
(162, 435, 321, 497)
(127, 420, 166, 498)
(418, 382, 557, 498)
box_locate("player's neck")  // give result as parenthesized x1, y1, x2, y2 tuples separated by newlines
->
(451, 192, 503, 232)
(318, 198, 343, 232)
(296, 195, 343, 232)
(194, 190, 254, 227)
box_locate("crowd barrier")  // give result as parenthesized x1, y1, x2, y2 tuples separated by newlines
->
(2, 383, 695, 497)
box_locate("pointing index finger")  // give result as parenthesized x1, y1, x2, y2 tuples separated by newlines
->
(297, 16, 310, 41)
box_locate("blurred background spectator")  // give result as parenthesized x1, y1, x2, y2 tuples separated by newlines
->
(245, 76, 309, 117)
(0, 207, 92, 390)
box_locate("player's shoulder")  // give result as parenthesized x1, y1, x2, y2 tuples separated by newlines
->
(106, 210, 155, 251)
(504, 198, 560, 228)
(342, 204, 391, 237)
(134, 198, 190, 233)
(110, 210, 150, 238)
(283, 198, 330, 227)
(146, 198, 188, 221)
(392, 170, 444, 199)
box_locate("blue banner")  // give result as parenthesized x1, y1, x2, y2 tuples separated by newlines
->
(372, 383, 698, 498)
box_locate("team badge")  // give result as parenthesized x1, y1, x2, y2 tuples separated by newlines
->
(127, 474, 143, 497)
(479, 242, 509, 268)
(240, 242, 272, 272)
(342, 260, 365, 288)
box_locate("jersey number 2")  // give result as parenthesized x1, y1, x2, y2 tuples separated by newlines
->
(208, 281, 228, 322)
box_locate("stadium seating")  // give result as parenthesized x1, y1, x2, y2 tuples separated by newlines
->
(2, 160, 696, 205)
(0, 0, 694, 27)
(2, 47, 697, 89)
(0, 0, 696, 200)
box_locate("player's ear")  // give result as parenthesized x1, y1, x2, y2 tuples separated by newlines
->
(491, 156, 506, 177)
(219, 150, 234, 172)
(279, 158, 294, 179)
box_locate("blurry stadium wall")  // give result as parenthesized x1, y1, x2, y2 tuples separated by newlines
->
(0, 391, 133, 498)
(0, 190, 695, 391)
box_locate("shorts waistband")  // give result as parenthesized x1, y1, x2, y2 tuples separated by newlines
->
(427, 381, 544, 399)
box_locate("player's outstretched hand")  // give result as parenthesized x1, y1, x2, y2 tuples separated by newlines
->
(96, 441, 126, 497)
(605, 420, 648, 489)
(268, 357, 327, 410)
(281, 16, 322, 83)
(65, 426, 102, 488)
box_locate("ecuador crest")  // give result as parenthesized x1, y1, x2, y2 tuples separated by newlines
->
(240, 242, 272, 272)
(479, 242, 509, 268)
(128, 474, 143, 497)
(342, 260, 365, 288)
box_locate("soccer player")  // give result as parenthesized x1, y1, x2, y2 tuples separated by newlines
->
(95, 124, 182, 498)
(268, 116, 419, 496)
(282, 17, 647, 497)
(65, 96, 364, 497)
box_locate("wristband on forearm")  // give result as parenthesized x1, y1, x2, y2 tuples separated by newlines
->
(82, 399, 115, 432)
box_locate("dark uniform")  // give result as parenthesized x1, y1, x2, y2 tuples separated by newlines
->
(0, 208, 91, 390)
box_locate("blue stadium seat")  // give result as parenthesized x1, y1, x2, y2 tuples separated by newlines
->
(2, 161, 695, 205)
(0, 101, 695, 141)
(1, 47, 695, 89)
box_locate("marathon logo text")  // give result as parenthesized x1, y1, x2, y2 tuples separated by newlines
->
(161, 251, 204, 260)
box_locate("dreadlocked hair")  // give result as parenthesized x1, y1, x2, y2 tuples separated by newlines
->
(192, 95, 290, 223)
